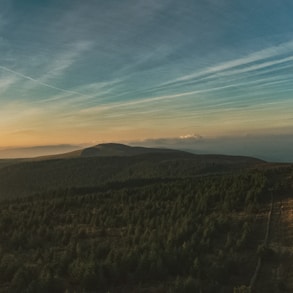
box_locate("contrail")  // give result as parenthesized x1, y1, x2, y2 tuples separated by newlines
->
(0, 65, 89, 97)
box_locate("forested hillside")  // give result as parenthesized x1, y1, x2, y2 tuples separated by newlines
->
(0, 146, 291, 292)
(0, 171, 270, 293)
(0, 149, 262, 199)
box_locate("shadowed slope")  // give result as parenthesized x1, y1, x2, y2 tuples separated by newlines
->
(0, 144, 264, 199)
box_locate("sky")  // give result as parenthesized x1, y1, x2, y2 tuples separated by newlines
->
(0, 0, 293, 161)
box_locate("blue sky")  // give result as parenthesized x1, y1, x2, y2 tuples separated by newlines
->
(0, 0, 293, 161)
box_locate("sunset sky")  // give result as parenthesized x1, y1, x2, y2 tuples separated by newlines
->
(0, 0, 293, 161)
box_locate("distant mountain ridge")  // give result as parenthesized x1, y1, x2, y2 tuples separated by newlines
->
(0, 143, 267, 199)
(35, 143, 190, 159)
(81, 143, 188, 157)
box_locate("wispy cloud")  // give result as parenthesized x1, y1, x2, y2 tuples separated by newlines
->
(0, 0, 293, 151)
(33, 78, 123, 108)
(159, 40, 293, 88)
(39, 40, 93, 83)
(0, 75, 18, 94)
(77, 40, 293, 118)
(78, 90, 203, 115)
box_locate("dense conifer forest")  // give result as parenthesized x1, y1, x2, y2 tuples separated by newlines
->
(0, 147, 292, 292)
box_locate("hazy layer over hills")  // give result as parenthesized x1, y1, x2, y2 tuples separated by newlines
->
(1, 137, 292, 162)
(0, 144, 81, 159)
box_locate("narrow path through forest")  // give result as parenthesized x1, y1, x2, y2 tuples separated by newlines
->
(254, 196, 293, 292)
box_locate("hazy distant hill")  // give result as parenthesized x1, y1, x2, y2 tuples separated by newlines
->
(35, 143, 190, 159)
(0, 144, 81, 159)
